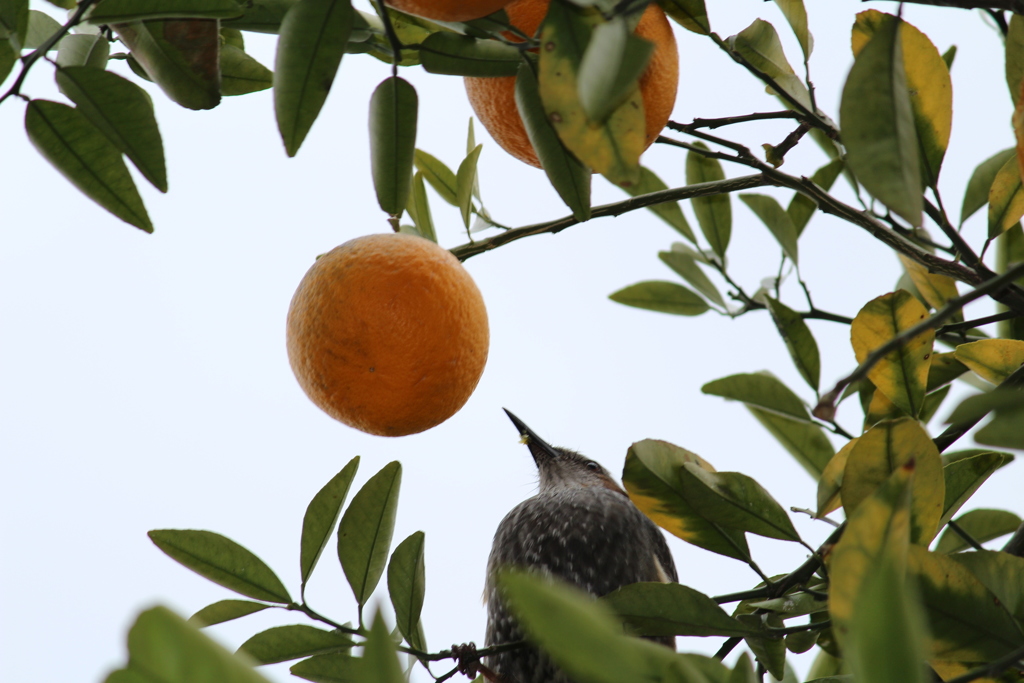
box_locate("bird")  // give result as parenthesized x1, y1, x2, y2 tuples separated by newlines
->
(483, 409, 678, 683)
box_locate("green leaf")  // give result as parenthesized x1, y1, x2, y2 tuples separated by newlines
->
(220, 44, 273, 96)
(677, 464, 800, 541)
(113, 20, 221, 111)
(773, 0, 811, 60)
(935, 509, 1022, 554)
(109, 606, 271, 683)
(0, 37, 16, 86)
(223, 0, 300, 33)
(274, 0, 353, 156)
(751, 408, 834, 479)
(337, 461, 402, 606)
(456, 143, 482, 228)
(609, 281, 709, 316)
(764, 297, 820, 391)
(577, 16, 654, 123)
(841, 417, 944, 545)
(850, 290, 933, 418)
(290, 654, 363, 683)
(369, 76, 418, 216)
(926, 352, 968, 392)
(406, 173, 437, 243)
(87, 0, 242, 23)
(363, 611, 405, 683)
(988, 154, 1024, 239)
(387, 531, 426, 651)
(727, 19, 811, 110)
(300, 457, 359, 589)
(919, 384, 950, 425)
(948, 550, 1024, 623)
(740, 612, 786, 680)
(603, 582, 758, 638)
(238, 625, 354, 665)
(23, 10, 60, 50)
(56, 34, 110, 69)
(419, 32, 519, 76)
(189, 600, 271, 627)
(686, 142, 730, 258)
(975, 401, 1024, 449)
(149, 529, 291, 603)
(0, 0, 28, 50)
(940, 449, 1014, 527)
(839, 14, 922, 225)
(702, 372, 811, 422)
(658, 0, 709, 35)
(623, 439, 751, 561)
(960, 148, 1015, 225)
(514, 58, 591, 221)
(658, 249, 724, 308)
(787, 158, 843, 235)
(747, 592, 828, 618)
(413, 149, 458, 206)
(1007, 13, 1024, 105)
(817, 438, 855, 517)
(25, 99, 153, 232)
(623, 167, 696, 242)
(55, 66, 168, 192)
(739, 194, 799, 264)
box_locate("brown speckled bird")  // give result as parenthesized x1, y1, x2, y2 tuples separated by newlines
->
(484, 410, 678, 683)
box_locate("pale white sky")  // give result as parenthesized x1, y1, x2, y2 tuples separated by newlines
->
(1, 2, 1020, 682)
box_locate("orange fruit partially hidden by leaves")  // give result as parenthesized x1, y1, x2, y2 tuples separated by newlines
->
(287, 233, 489, 437)
(464, 0, 679, 168)
(386, 0, 512, 22)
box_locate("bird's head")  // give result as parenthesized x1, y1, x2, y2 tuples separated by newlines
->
(503, 409, 626, 496)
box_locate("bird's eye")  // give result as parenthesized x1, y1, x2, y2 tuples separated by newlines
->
(586, 461, 601, 471)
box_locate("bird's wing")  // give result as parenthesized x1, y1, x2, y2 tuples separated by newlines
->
(645, 516, 678, 583)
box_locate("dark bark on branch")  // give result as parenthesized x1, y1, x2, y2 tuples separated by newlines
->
(867, 0, 1024, 11)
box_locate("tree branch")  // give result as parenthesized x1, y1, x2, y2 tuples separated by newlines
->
(942, 643, 1024, 683)
(870, 0, 1024, 12)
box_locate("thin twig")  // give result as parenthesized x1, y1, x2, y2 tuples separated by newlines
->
(714, 637, 742, 660)
(946, 520, 986, 551)
(688, 111, 806, 130)
(936, 310, 1021, 335)
(943, 643, 1024, 683)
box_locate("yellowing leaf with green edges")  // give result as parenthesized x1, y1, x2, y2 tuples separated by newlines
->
(816, 438, 857, 517)
(851, 290, 934, 417)
(897, 254, 959, 312)
(941, 449, 1015, 527)
(852, 10, 951, 186)
(842, 418, 944, 545)
(622, 439, 751, 562)
(907, 545, 1024, 661)
(863, 385, 905, 429)
(954, 339, 1024, 385)
(828, 462, 913, 647)
(988, 155, 1024, 239)
(949, 550, 1024, 623)
(537, 2, 643, 187)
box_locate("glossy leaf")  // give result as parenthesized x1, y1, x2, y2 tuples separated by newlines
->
(907, 545, 1024, 661)
(658, 0, 709, 35)
(940, 449, 1014, 527)
(274, 0, 353, 156)
(114, 20, 221, 111)
(406, 173, 437, 242)
(658, 250, 724, 308)
(787, 158, 843, 235)
(108, 606, 271, 683)
(221, 44, 273, 95)
(189, 600, 271, 627)
(842, 418, 944, 545)
(686, 142, 730, 258)
(419, 32, 519, 76)
(368, 76, 418, 216)
(603, 583, 758, 637)
(840, 13, 922, 225)
(960, 148, 1014, 225)
(678, 464, 800, 541)
(514, 59, 591, 221)
(954, 339, 1024, 384)
(949, 550, 1024, 622)
(413, 149, 458, 206)
(337, 461, 402, 606)
(537, 0, 642, 187)
(289, 654, 362, 683)
(816, 438, 856, 517)
(609, 281, 709, 316)
(828, 463, 912, 646)
(773, 0, 811, 60)
(25, 100, 153, 232)
(850, 290, 933, 417)
(87, 0, 242, 23)
(456, 143, 482, 228)
(387, 531, 426, 651)
(56, 34, 110, 69)
(362, 612, 405, 683)
(852, 11, 951, 187)
(623, 439, 751, 561)
(238, 625, 353, 665)
(623, 167, 696, 242)
(577, 16, 654, 123)
(1007, 13, 1024, 105)
(727, 19, 811, 110)
(149, 529, 291, 603)
(988, 155, 1024, 239)
(765, 297, 820, 390)
(739, 194, 799, 264)
(55, 66, 167, 192)
(935, 508, 1022, 554)
(300, 457, 359, 588)
(898, 254, 958, 312)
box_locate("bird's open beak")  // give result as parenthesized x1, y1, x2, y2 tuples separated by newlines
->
(503, 408, 561, 464)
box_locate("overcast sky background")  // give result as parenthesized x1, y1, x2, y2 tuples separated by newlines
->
(1, 1, 1021, 681)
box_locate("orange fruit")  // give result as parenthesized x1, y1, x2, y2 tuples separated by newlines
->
(386, 0, 512, 23)
(286, 233, 489, 437)
(464, 0, 679, 168)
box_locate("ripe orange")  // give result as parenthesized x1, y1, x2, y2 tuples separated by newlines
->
(386, 0, 512, 22)
(464, 0, 679, 168)
(286, 233, 489, 437)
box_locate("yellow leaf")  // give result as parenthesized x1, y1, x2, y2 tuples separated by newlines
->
(954, 339, 1024, 384)
(851, 290, 934, 417)
(842, 418, 944, 544)
(852, 10, 951, 186)
(930, 662, 1000, 683)
(897, 254, 959, 312)
(816, 437, 857, 517)
(863, 386, 905, 429)
(988, 155, 1024, 239)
